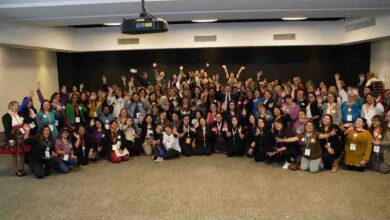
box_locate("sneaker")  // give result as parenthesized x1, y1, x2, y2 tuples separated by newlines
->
(154, 157, 164, 163)
(282, 162, 290, 169)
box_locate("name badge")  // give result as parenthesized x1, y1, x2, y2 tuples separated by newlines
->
(350, 143, 357, 151)
(63, 154, 69, 161)
(304, 148, 311, 156)
(49, 125, 54, 131)
(43, 115, 47, 118)
(186, 137, 191, 144)
(347, 114, 353, 122)
(75, 117, 81, 123)
(373, 145, 380, 153)
(55, 120, 59, 126)
(105, 124, 109, 130)
(19, 127, 26, 134)
(136, 112, 141, 118)
(29, 122, 36, 129)
(45, 151, 50, 158)
(327, 142, 331, 147)
(348, 108, 351, 112)
(79, 107, 82, 110)
(105, 120, 109, 124)
(102, 134, 105, 138)
(112, 145, 118, 151)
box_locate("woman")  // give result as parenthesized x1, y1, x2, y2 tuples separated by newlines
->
(306, 92, 321, 127)
(103, 121, 129, 163)
(343, 117, 372, 171)
(319, 114, 343, 172)
(107, 88, 125, 118)
(292, 110, 308, 136)
(19, 95, 38, 135)
(361, 94, 384, 127)
(369, 115, 390, 173)
(322, 92, 342, 125)
(177, 115, 197, 156)
(245, 114, 257, 156)
(117, 108, 130, 130)
(153, 124, 181, 162)
(269, 120, 299, 169)
(88, 92, 100, 119)
(226, 116, 245, 157)
(0, 101, 31, 177)
(37, 100, 60, 139)
(121, 117, 142, 156)
(193, 117, 213, 156)
(250, 118, 274, 162)
(23, 125, 58, 179)
(206, 103, 218, 125)
(139, 114, 157, 156)
(73, 125, 93, 165)
(55, 128, 78, 173)
(273, 106, 290, 128)
(66, 94, 88, 129)
(277, 121, 327, 173)
(211, 113, 228, 154)
(88, 119, 105, 160)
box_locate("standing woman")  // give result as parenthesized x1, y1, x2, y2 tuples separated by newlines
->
(37, 100, 60, 139)
(306, 92, 321, 127)
(322, 92, 342, 125)
(369, 115, 390, 173)
(19, 95, 38, 135)
(193, 117, 213, 156)
(66, 94, 88, 129)
(343, 117, 372, 171)
(361, 94, 384, 127)
(225, 116, 245, 157)
(319, 114, 343, 172)
(23, 125, 58, 179)
(0, 101, 31, 177)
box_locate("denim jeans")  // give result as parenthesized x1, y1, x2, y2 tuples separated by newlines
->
(56, 158, 78, 173)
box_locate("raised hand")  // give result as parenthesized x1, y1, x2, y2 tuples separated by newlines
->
(222, 65, 227, 69)
(179, 66, 183, 71)
(334, 73, 340, 80)
(61, 85, 67, 94)
(359, 73, 365, 83)
(205, 62, 210, 67)
(102, 75, 107, 83)
(240, 66, 245, 70)
(36, 82, 41, 90)
(153, 63, 157, 68)
(121, 75, 126, 82)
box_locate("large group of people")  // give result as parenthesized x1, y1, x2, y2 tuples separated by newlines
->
(1, 63, 389, 179)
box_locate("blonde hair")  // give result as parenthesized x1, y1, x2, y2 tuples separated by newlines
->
(8, 101, 19, 110)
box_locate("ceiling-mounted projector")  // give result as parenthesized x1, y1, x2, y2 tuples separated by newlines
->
(121, 0, 168, 34)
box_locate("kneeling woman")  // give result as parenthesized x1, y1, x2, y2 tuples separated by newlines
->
(104, 121, 129, 163)
(277, 121, 327, 173)
(319, 114, 343, 172)
(153, 124, 181, 162)
(343, 117, 372, 171)
(55, 128, 78, 173)
(226, 116, 245, 157)
(23, 125, 58, 179)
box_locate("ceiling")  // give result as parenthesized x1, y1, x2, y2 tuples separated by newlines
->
(0, 0, 390, 26)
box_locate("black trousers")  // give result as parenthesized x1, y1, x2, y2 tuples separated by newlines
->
(322, 148, 341, 170)
(264, 147, 299, 163)
(29, 158, 56, 179)
(226, 142, 244, 157)
(153, 147, 180, 160)
(123, 139, 142, 156)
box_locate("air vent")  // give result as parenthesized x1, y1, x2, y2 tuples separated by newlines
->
(117, 38, 140, 45)
(273, 33, 296, 40)
(194, 35, 217, 42)
(345, 17, 376, 32)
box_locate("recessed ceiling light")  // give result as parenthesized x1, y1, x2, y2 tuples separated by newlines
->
(192, 19, 218, 23)
(281, 17, 308, 21)
(103, 23, 122, 26)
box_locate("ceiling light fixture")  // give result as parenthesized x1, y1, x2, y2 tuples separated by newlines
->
(192, 19, 218, 23)
(281, 17, 308, 21)
(103, 23, 122, 26)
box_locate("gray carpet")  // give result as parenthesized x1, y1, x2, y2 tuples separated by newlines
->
(0, 154, 389, 220)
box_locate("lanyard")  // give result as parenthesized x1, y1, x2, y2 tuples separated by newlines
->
(43, 140, 51, 151)
(304, 134, 311, 149)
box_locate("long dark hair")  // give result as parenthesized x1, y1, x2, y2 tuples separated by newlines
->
(38, 125, 53, 144)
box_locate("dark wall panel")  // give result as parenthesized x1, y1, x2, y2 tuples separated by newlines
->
(57, 44, 370, 90)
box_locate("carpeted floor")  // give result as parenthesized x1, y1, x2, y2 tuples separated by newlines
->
(0, 154, 389, 220)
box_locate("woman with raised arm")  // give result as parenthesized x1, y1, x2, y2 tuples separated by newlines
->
(139, 114, 157, 156)
(107, 87, 125, 118)
(66, 93, 88, 130)
(193, 117, 213, 156)
(322, 92, 342, 125)
(88, 118, 106, 160)
(343, 116, 372, 171)
(19, 93, 38, 135)
(277, 121, 328, 173)
(250, 117, 274, 162)
(0, 101, 31, 177)
(306, 92, 321, 127)
(361, 93, 384, 127)
(319, 114, 343, 172)
(153, 124, 181, 163)
(23, 125, 58, 179)
(225, 116, 245, 157)
(55, 128, 78, 173)
(222, 65, 245, 87)
(37, 100, 60, 139)
(211, 113, 228, 154)
(103, 121, 129, 163)
(72, 125, 93, 165)
(121, 117, 142, 156)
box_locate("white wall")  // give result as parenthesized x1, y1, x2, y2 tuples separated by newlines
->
(0, 46, 59, 132)
(1, 16, 390, 52)
(370, 38, 390, 87)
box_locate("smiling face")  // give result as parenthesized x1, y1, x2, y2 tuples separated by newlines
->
(43, 101, 51, 112)
(257, 118, 265, 128)
(10, 102, 19, 113)
(42, 127, 51, 139)
(305, 122, 314, 133)
(61, 130, 69, 139)
(354, 118, 365, 129)
(322, 115, 331, 126)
